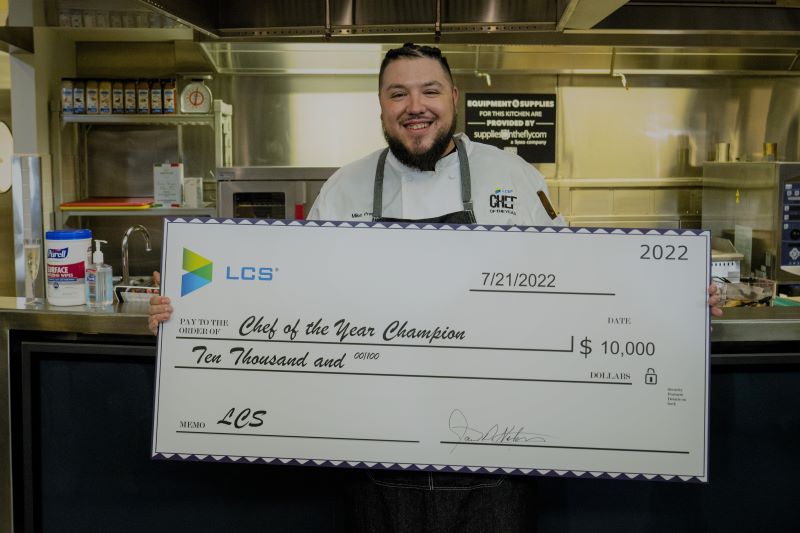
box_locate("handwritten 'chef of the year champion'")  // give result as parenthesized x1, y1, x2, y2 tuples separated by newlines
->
(149, 42, 723, 533)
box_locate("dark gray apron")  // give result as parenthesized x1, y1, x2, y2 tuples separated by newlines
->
(372, 136, 477, 224)
(350, 138, 537, 531)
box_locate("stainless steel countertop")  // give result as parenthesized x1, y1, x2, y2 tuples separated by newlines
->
(708, 306, 800, 343)
(0, 296, 151, 335)
(0, 296, 797, 342)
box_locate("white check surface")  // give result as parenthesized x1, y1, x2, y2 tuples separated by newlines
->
(153, 219, 711, 482)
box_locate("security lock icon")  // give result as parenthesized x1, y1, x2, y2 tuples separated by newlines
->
(645, 368, 657, 385)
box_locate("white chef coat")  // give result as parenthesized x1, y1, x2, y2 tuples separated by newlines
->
(308, 133, 566, 227)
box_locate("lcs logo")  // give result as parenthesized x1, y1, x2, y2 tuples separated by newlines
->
(225, 265, 274, 281)
(181, 248, 213, 296)
(489, 187, 516, 210)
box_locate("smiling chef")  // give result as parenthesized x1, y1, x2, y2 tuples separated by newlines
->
(307, 42, 566, 227)
(148, 42, 723, 533)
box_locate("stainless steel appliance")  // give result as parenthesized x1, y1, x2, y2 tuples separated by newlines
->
(702, 162, 800, 286)
(215, 166, 337, 219)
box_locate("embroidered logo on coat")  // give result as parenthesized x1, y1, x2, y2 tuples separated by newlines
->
(489, 187, 517, 215)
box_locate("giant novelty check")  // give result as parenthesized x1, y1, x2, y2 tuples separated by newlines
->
(153, 218, 711, 482)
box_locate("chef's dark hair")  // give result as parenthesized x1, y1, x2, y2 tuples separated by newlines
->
(379, 43, 454, 88)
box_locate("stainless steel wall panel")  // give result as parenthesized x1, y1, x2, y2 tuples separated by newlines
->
(653, 189, 686, 215)
(613, 189, 652, 215)
(570, 189, 613, 215)
(217, 74, 384, 167)
(76, 42, 183, 79)
(205, 43, 385, 75)
(85, 128, 180, 197)
(559, 76, 800, 180)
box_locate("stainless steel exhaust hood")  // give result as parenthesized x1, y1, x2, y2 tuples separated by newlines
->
(136, 0, 800, 76)
(140, 0, 800, 42)
(140, 0, 630, 40)
(199, 41, 800, 77)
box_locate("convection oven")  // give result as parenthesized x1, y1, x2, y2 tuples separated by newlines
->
(215, 166, 337, 220)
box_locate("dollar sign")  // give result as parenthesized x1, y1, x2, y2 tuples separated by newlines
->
(580, 337, 592, 358)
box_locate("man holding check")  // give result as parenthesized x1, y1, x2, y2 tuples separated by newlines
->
(149, 42, 722, 532)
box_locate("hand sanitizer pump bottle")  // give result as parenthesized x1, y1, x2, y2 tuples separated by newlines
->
(87, 240, 113, 307)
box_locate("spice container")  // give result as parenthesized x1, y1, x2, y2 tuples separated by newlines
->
(163, 78, 177, 114)
(136, 79, 150, 114)
(150, 80, 163, 114)
(85, 80, 98, 114)
(98, 80, 112, 114)
(124, 80, 137, 113)
(61, 79, 74, 114)
(112, 80, 124, 113)
(764, 142, 777, 161)
(72, 80, 86, 114)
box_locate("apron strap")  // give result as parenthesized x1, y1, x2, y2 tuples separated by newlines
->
(373, 148, 390, 221)
(373, 137, 474, 222)
(454, 136, 474, 215)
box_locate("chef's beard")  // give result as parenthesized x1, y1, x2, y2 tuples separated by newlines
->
(383, 117, 457, 172)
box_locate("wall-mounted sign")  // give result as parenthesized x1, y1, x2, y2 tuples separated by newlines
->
(465, 93, 556, 163)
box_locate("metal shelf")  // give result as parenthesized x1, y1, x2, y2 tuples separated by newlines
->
(60, 207, 216, 218)
(51, 27, 194, 43)
(61, 113, 216, 126)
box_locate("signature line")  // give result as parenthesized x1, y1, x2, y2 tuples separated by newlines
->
(177, 430, 418, 443)
(439, 441, 689, 454)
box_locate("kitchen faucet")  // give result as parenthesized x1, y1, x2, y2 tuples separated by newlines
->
(121, 224, 152, 285)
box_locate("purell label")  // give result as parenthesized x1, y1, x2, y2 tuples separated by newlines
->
(47, 261, 85, 282)
(48, 248, 69, 259)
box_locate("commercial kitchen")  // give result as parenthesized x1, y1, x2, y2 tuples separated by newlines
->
(1, 1, 799, 531)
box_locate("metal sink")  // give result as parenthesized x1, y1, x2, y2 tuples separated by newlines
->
(113, 275, 156, 288)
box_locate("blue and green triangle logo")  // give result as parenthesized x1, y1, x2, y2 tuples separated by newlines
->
(181, 248, 213, 296)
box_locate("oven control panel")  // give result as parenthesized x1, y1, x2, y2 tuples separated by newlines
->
(781, 176, 800, 272)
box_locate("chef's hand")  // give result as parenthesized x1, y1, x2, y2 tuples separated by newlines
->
(708, 282, 723, 318)
(148, 271, 172, 335)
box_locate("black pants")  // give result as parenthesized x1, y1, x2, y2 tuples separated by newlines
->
(347, 471, 537, 533)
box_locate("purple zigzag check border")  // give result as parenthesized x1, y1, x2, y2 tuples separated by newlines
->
(157, 216, 710, 483)
(165, 215, 710, 237)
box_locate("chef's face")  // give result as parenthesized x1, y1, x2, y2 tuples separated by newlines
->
(379, 57, 459, 170)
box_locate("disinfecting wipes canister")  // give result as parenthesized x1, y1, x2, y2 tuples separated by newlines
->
(45, 229, 92, 306)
